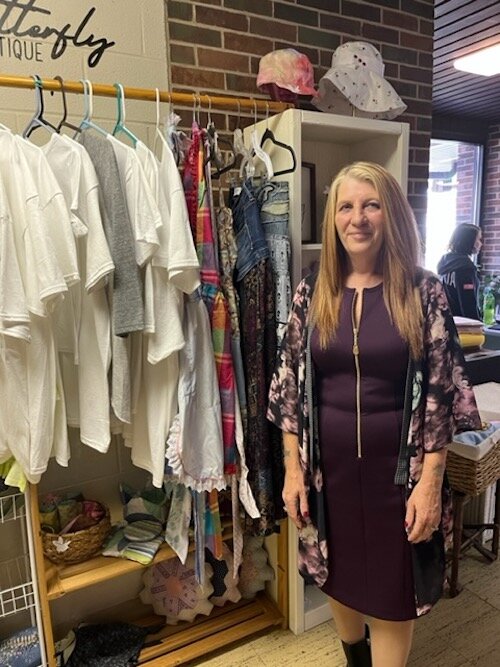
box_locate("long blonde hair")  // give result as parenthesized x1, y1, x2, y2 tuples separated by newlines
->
(310, 161, 424, 359)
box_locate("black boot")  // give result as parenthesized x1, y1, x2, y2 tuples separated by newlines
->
(342, 637, 372, 667)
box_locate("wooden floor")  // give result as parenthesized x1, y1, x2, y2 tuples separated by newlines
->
(191, 549, 500, 666)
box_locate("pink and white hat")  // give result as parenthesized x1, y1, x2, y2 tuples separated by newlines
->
(257, 49, 317, 101)
(312, 41, 407, 119)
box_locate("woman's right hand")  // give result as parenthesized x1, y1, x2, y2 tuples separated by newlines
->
(282, 464, 309, 530)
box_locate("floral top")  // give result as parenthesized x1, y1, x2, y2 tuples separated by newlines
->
(267, 270, 481, 616)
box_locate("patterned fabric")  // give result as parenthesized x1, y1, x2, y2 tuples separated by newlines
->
(255, 180, 292, 347)
(183, 123, 236, 474)
(102, 524, 163, 565)
(216, 202, 241, 339)
(239, 259, 285, 534)
(164, 482, 192, 564)
(0, 627, 40, 667)
(140, 553, 214, 624)
(267, 270, 481, 616)
(205, 488, 223, 560)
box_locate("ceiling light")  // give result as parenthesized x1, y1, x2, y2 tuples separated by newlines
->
(454, 44, 500, 76)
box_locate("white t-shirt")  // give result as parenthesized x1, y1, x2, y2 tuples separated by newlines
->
(0, 131, 67, 316)
(0, 178, 30, 341)
(0, 313, 67, 482)
(107, 135, 162, 267)
(122, 140, 200, 486)
(149, 139, 200, 363)
(15, 135, 80, 288)
(0, 131, 69, 480)
(42, 134, 114, 452)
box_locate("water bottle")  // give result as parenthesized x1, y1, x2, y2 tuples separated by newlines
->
(483, 289, 495, 326)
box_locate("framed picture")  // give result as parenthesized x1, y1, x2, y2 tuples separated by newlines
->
(301, 162, 316, 243)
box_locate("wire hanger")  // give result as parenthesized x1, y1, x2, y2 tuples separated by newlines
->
(260, 101, 297, 177)
(22, 75, 58, 138)
(53, 75, 81, 135)
(75, 79, 108, 137)
(112, 83, 139, 146)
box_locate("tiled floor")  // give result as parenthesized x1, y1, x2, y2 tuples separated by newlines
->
(191, 550, 500, 666)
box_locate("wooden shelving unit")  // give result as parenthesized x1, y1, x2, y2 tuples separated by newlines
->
(44, 523, 232, 600)
(136, 594, 282, 665)
(30, 487, 285, 666)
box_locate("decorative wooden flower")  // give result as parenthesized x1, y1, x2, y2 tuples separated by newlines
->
(206, 544, 241, 607)
(238, 536, 274, 599)
(140, 553, 213, 624)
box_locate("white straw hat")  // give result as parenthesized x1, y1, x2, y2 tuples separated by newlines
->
(312, 41, 407, 119)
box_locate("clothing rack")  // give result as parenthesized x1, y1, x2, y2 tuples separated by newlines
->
(0, 70, 288, 667)
(0, 73, 292, 113)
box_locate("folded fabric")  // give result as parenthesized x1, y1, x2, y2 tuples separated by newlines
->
(120, 482, 168, 523)
(54, 630, 76, 667)
(450, 421, 500, 461)
(0, 626, 41, 667)
(102, 524, 163, 565)
(454, 316, 484, 329)
(459, 333, 485, 348)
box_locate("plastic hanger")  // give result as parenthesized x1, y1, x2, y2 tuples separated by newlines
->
(198, 94, 236, 179)
(112, 83, 139, 147)
(211, 133, 236, 180)
(260, 102, 297, 176)
(75, 79, 108, 137)
(238, 101, 273, 180)
(202, 95, 236, 176)
(250, 101, 274, 178)
(22, 75, 58, 138)
(53, 76, 81, 135)
(152, 87, 168, 158)
(235, 127, 254, 179)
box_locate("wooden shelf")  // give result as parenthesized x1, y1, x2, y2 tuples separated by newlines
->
(46, 524, 233, 601)
(137, 593, 283, 666)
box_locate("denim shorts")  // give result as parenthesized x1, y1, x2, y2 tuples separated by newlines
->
(229, 180, 269, 282)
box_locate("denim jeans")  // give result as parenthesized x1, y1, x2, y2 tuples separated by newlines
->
(256, 180, 292, 346)
(229, 179, 269, 282)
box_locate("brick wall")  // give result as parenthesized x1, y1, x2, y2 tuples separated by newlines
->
(456, 143, 479, 227)
(481, 124, 500, 275)
(165, 0, 434, 235)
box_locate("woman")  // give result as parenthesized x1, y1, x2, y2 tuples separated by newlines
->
(437, 223, 482, 320)
(268, 162, 480, 667)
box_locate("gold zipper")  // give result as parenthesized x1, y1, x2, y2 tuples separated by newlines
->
(351, 291, 362, 458)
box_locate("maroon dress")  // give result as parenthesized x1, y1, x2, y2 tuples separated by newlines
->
(311, 284, 417, 621)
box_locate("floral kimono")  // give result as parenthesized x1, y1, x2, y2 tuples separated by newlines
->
(267, 270, 481, 616)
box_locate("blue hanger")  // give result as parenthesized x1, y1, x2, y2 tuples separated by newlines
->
(75, 79, 108, 138)
(112, 83, 138, 147)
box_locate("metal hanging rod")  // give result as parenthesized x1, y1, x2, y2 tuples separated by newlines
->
(0, 73, 292, 113)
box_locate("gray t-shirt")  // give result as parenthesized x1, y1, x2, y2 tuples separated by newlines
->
(80, 130, 144, 335)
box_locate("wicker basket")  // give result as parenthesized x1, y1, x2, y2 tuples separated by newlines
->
(446, 439, 500, 496)
(42, 506, 111, 565)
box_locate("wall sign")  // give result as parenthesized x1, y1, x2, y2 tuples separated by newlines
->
(0, 0, 115, 67)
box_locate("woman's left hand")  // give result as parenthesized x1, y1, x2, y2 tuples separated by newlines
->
(405, 480, 442, 543)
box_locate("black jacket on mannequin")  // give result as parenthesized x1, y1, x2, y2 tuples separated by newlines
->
(437, 252, 480, 320)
